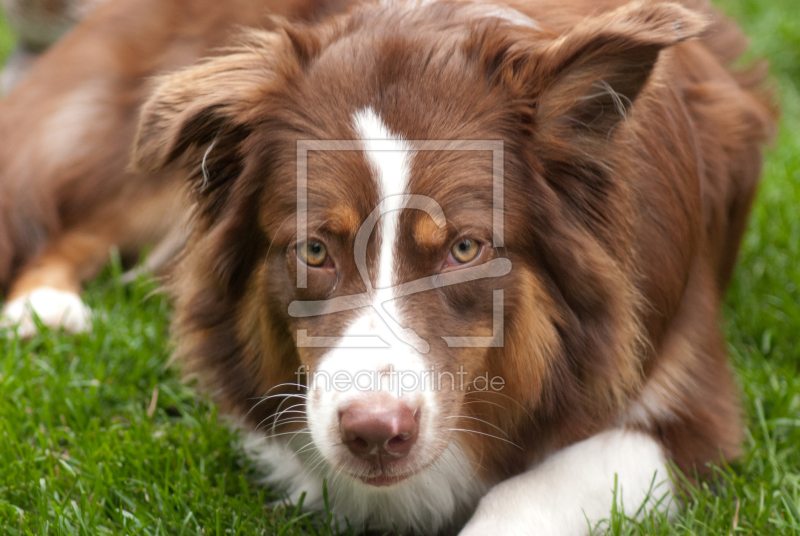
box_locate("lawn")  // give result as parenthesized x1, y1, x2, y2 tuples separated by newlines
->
(1, 0, 799, 534)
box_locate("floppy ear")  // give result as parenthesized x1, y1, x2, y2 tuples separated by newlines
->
(477, 3, 708, 409)
(529, 1, 707, 152)
(131, 30, 291, 176)
(130, 30, 307, 294)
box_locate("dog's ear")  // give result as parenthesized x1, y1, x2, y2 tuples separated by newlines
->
(533, 1, 706, 147)
(476, 3, 707, 409)
(482, 1, 706, 152)
(131, 30, 294, 175)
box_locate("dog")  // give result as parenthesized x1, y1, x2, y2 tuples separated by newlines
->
(0, 0, 776, 533)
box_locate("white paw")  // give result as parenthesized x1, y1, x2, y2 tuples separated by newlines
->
(1, 287, 92, 337)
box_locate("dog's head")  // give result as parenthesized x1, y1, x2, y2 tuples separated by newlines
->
(132, 1, 704, 530)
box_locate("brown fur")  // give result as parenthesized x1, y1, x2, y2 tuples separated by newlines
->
(0, 0, 355, 297)
(0, 0, 776, 523)
(127, 0, 775, 480)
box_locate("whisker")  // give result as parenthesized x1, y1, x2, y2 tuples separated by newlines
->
(257, 382, 309, 398)
(445, 415, 510, 438)
(448, 427, 522, 450)
(256, 419, 301, 434)
(246, 387, 308, 418)
(266, 418, 309, 428)
(269, 397, 306, 434)
(258, 427, 311, 441)
(462, 389, 534, 420)
(449, 440, 488, 479)
(460, 397, 508, 413)
(269, 403, 308, 435)
(257, 414, 307, 433)
(295, 441, 319, 457)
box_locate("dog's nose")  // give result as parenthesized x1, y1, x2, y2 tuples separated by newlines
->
(339, 397, 419, 459)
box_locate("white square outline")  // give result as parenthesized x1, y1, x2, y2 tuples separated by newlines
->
(294, 139, 505, 348)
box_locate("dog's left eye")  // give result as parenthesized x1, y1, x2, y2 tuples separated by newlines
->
(298, 241, 329, 267)
(450, 239, 480, 264)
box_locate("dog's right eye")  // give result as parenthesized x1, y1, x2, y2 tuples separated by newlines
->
(451, 239, 480, 264)
(298, 241, 329, 267)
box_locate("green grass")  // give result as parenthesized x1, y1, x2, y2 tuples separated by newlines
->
(0, 10, 15, 60)
(1, 0, 799, 534)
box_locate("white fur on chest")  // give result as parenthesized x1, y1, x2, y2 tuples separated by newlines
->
(243, 432, 487, 533)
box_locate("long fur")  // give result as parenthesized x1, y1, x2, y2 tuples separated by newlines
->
(0, 0, 776, 533)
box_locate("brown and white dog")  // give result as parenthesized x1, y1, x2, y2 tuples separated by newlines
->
(0, 0, 775, 533)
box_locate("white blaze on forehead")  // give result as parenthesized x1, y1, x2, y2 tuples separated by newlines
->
(296, 110, 473, 527)
(303, 109, 434, 485)
(352, 107, 413, 291)
(309, 107, 423, 376)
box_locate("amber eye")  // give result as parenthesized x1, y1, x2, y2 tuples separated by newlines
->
(298, 241, 328, 267)
(451, 239, 480, 264)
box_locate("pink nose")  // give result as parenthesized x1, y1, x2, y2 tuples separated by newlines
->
(339, 397, 420, 460)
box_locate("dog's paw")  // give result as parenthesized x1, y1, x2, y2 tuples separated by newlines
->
(1, 287, 92, 337)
